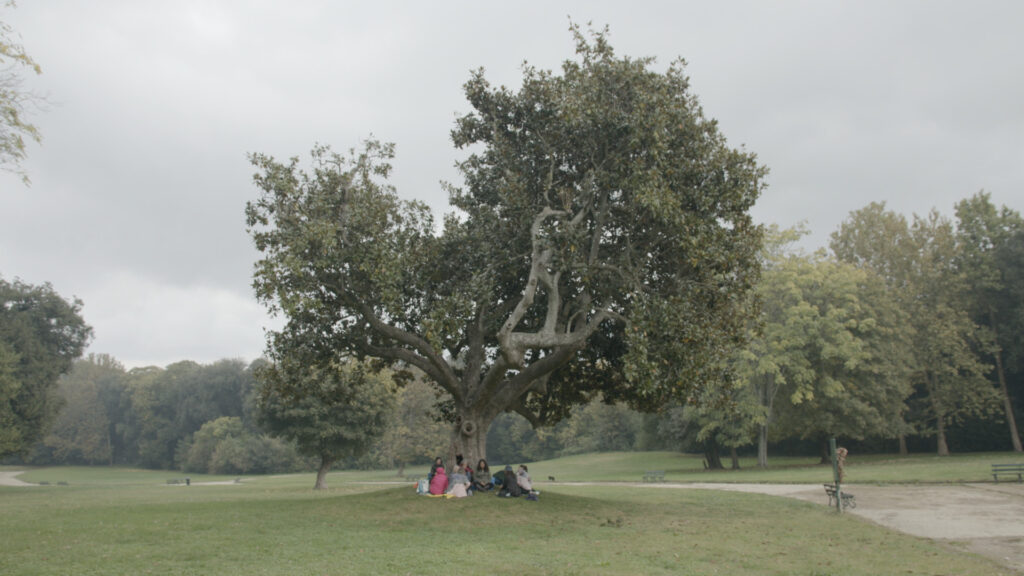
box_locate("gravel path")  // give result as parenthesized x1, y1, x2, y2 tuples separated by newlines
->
(0, 470, 36, 487)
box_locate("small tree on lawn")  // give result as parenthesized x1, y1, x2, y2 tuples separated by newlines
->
(257, 357, 396, 489)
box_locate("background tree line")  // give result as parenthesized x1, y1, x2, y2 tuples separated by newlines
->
(4, 191, 1022, 473)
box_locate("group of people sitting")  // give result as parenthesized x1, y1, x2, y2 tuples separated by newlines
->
(419, 454, 536, 500)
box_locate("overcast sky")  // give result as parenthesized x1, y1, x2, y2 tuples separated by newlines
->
(2, 1, 1022, 369)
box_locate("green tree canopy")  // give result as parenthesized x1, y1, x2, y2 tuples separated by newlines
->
(257, 358, 397, 489)
(372, 376, 448, 475)
(954, 191, 1024, 451)
(739, 228, 913, 466)
(246, 26, 765, 461)
(0, 276, 92, 457)
(125, 359, 255, 469)
(832, 203, 999, 455)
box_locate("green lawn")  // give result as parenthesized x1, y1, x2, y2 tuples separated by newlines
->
(481, 450, 1024, 485)
(2, 452, 1022, 575)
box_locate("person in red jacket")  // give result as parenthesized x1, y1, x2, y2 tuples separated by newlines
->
(429, 464, 448, 495)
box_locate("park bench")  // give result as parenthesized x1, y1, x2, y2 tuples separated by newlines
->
(823, 484, 856, 509)
(991, 463, 1024, 483)
(642, 470, 666, 483)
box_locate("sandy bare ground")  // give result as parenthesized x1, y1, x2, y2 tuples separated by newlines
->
(0, 470, 36, 487)
(555, 480, 1024, 574)
(4, 471, 1022, 572)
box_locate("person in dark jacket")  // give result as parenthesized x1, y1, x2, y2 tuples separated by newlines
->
(496, 465, 521, 497)
(473, 458, 493, 492)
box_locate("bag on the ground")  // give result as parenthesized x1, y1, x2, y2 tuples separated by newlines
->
(416, 478, 429, 495)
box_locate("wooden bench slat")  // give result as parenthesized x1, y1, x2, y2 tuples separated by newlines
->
(991, 463, 1024, 483)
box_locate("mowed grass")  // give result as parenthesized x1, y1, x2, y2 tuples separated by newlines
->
(494, 450, 1024, 484)
(3, 452, 1023, 575)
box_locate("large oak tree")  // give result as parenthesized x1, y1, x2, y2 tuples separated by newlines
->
(246, 27, 764, 461)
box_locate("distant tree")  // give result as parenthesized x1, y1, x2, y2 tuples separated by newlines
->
(372, 377, 448, 476)
(954, 192, 1024, 451)
(179, 416, 245, 473)
(125, 360, 255, 469)
(832, 204, 999, 455)
(257, 358, 397, 489)
(0, 341, 21, 454)
(556, 396, 642, 456)
(0, 277, 92, 458)
(36, 354, 129, 465)
(0, 3, 43, 184)
(765, 252, 913, 460)
(246, 26, 764, 461)
(40, 371, 110, 464)
(996, 228, 1024, 427)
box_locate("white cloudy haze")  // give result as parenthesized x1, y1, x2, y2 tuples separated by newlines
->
(1, 1, 1022, 368)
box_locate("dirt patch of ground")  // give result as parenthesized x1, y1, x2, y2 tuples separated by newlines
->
(0, 471, 36, 487)
(553, 481, 1024, 573)
(811, 483, 1024, 574)
(628, 481, 1024, 574)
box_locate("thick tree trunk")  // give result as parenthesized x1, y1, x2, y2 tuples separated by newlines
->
(898, 434, 908, 456)
(936, 416, 950, 456)
(314, 455, 333, 490)
(757, 373, 774, 469)
(994, 349, 1023, 452)
(757, 424, 768, 468)
(927, 372, 950, 456)
(704, 439, 724, 470)
(730, 447, 740, 470)
(397, 462, 406, 477)
(447, 410, 496, 470)
(987, 311, 1023, 452)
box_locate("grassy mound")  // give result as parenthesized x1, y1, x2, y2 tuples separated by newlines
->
(2, 461, 1017, 575)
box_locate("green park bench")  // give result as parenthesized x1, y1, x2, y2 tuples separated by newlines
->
(823, 484, 856, 509)
(991, 463, 1024, 483)
(642, 470, 666, 483)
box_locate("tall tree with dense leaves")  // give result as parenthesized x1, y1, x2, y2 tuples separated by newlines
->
(0, 277, 92, 457)
(906, 211, 998, 454)
(740, 230, 912, 466)
(832, 204, 998, 455)
(954, 192, 1024, 452)
(246, 26, 764, 461)
(257, 358, 396, 489)
(766, 254, 912, 459)
(38, 354, 128, 465)
(0, 3, 43, 184)
(126, 360, 254, 469)
(372, 377, 448, 476)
